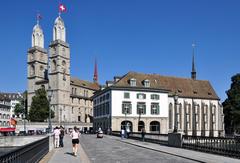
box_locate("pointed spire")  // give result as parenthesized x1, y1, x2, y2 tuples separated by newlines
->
(37, 12, 42, 25)
(93, 59, 98, 83)
(191, 43, 196, 80)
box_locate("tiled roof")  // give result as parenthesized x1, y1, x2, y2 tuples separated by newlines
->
(0, 93, 21, 101)
(112, 72, 219, 100)
(0, 94, 11, 101)
(70, 77, 100, 91)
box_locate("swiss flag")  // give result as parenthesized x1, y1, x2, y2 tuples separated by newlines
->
(59, 4, 67, 12)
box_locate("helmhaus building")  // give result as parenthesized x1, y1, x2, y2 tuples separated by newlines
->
(93, 70, 224, 137)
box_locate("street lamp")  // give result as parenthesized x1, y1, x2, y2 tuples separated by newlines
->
(48, 90, 53, 133)
(18, 92, 26, 135)
(124, 106, 128, 129)
(173, 92, 179, 133)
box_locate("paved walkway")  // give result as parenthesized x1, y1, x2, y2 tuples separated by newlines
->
(42, 134, 240, 163)
(41, 135, 90, 163)
(113, 136, 240, 163)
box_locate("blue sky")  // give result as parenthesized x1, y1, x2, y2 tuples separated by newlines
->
(0, 0, 239, 101)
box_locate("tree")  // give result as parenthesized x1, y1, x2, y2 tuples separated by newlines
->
(29, 88, 55, 122)
(223, 73, 240, 134)
(14, 103, 24, 118)
(14, 91, 28, 118)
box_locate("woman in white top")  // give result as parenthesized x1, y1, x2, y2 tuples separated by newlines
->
(70, 126, 81, 156)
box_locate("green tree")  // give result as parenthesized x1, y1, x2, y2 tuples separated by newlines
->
(14, 103, 24, 117)
(14, 91, 28, 118)
(29, 88, 55, 122)
(223, 73, 240, 134)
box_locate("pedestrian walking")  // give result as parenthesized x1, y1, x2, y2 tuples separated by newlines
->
(121, 127, 125, 139)
(53, 126, 60, 148)
(70, 126, 81, 157)
(141, 127, 146, 142)
(126, 127, 130, 139)
(59, 126, 65, 147)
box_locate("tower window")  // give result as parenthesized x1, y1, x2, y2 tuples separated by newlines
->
(30, 65, 35, 76)
(62, 60, 66, 66)
(52, 60, 57, 71)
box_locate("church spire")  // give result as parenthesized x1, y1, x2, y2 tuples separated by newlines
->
(32, 13, 44, 48)
(93, 59, 98, 83)
(191, 43, 196, 80)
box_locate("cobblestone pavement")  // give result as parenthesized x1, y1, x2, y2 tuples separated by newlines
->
(80, 134, 198, 163)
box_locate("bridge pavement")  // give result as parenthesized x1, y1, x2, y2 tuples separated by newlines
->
(42, 134, 240, 163)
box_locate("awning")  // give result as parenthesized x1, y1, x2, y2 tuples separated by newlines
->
(0, 127, 16, 132)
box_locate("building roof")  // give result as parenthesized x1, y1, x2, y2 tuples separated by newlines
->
(111, 72, 219, 100)
(0, 94, 11, 102)
(70, 77, 100, 91)
(0, 93, 21, 101)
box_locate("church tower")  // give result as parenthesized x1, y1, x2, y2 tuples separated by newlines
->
(27, 18, 48, 108)
(48, 16, 71, 122)
(191, 44, 196, 80)
(93, 59, 98, 83)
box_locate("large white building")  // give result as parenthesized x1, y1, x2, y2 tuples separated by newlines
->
(0, 94, 11, 130)
(27, 15, 99, 127)
(93, 71, 224, 137)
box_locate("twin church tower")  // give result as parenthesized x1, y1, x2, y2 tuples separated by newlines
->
(27, 15, 99, 124)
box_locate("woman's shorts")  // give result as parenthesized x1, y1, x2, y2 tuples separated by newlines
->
(72, 138, 79, 144)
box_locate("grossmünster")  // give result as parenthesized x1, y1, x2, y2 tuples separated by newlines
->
(27, 15, 99, 128)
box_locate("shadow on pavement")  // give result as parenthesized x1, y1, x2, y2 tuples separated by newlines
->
(64, 152, 74, 157)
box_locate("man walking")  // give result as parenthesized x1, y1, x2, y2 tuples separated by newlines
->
(53, 126, 60, 148)
(59, 126, 65, 147)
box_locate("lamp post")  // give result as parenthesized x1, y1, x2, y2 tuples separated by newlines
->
(173, 93, 179, 133)
(18, 92, 26, 135)
(48, 90, 53, 133)
(124, 106, 127, 129)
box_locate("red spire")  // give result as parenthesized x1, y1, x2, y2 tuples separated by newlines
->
(93, 59, 98, 83)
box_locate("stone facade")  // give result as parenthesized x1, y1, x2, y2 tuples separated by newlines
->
(0, 94, 11, 128)
(27, 16, 99, 125)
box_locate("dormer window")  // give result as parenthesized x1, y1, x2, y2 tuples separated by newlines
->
(144, 79, 150, 87)
(130, 78, 136, 86)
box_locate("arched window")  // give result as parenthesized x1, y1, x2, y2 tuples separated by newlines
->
(178, 103, 182, 129)
(54, 27, 57, 40)
(30, 65, 35, 76)
(121, 121, 132, 131)
(52, 60, 57, 71)
(150, 121, 160, 133)
(138, 121, 145, 131)
(32, 34, 35, 46)
(62, 60, 66, 66)
(169, 103, 173, 129)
